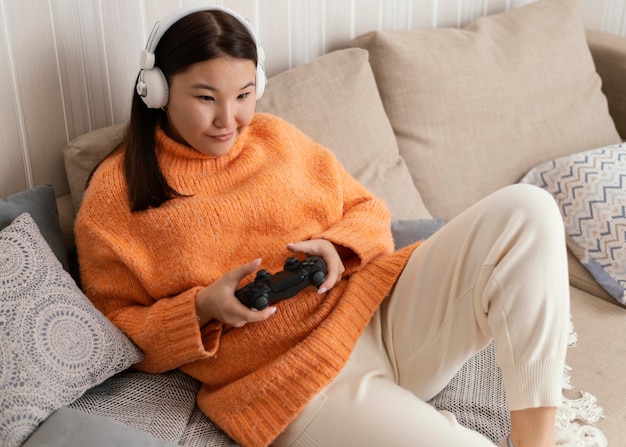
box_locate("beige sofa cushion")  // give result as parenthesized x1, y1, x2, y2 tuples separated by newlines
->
(64, 123, 125, 213)
(352, 0, 621, 221)
(586, 29, 626, 140)
(256, 48, 431, 220)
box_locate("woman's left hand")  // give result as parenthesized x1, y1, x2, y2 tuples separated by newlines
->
(286, 239, 347, 293)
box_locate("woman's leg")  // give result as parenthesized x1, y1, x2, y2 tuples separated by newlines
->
(274, 184, 569, 447)
(272, 314, 496, 447)
(382, 184, 570, 447)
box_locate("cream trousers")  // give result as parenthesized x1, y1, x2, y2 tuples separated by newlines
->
(273, 184, 570, 447)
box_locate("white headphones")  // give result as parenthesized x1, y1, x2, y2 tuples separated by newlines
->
(136, 3, 267, 109)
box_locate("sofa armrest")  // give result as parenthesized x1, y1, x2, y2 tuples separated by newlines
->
(586, 29, 626, 140)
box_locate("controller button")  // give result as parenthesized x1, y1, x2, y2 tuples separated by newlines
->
(285, 257, 299, 270)
(312, 271, 325, 287)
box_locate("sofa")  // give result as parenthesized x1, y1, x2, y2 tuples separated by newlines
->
(2, 0, 625, 445)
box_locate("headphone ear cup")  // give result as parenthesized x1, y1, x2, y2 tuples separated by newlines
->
(255, 65, 266, 100)
(139, 67, 169, 109)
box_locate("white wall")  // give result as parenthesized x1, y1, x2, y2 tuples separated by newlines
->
(1, 0, 625, 198)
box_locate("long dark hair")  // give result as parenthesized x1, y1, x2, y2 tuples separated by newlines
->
(124, 10, 258, 211)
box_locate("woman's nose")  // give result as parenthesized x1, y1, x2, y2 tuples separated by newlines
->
(213, 102, 235, 128)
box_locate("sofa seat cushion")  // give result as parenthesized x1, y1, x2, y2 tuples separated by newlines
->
(352, 0, 621, 222)
(521, 143, 626, 305)
(0, 213, 143, 447)
(567, 250, 619, 306)
(567, 286, 626, 446)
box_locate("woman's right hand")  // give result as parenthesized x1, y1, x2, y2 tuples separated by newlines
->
(195, 259, 277, 328)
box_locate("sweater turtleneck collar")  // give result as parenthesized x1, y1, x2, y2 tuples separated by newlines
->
(154, 124, 251, 168)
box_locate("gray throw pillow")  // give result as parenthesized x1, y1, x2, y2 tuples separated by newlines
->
(391, 219, 445, 249)
(0, 183, 69, 271)
(0, 213, 143, 447)
(22, 408, 179, 447)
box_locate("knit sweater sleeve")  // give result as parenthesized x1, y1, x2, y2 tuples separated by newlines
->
(75, 157, 219, 373)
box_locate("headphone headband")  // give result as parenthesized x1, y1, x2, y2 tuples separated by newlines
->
(136, 3, 266, 108)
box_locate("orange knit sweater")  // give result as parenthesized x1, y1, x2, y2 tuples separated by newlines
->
(76, 113, 417, 447)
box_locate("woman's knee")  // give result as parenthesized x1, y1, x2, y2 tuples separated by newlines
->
(488, 184, 564, 238)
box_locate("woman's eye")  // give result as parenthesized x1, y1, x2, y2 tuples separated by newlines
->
(238, 92, 250, 100)
(199, 96, 214, 102)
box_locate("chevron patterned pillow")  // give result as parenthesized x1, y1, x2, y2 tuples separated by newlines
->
(521, 143, 626, 304)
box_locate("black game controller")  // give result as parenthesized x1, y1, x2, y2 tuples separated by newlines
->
(235, 256, 327, 310)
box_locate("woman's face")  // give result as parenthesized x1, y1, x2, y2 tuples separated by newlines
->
(164, 56, 257, 157)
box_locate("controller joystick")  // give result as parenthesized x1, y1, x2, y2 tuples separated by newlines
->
(235, 256, 327, 310)
(255, 270, 271, 282)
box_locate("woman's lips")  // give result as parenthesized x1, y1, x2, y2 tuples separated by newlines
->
(211, 132, 235, 142)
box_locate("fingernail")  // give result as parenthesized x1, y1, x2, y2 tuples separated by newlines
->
(269, 307, 277, 315)
(318, 286, 327, 294)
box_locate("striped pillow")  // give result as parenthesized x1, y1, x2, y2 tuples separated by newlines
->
(521, 143, 626, 304)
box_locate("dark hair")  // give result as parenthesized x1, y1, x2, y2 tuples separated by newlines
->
(123, 10, 258, 211)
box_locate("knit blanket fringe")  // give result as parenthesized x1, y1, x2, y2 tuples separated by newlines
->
(555, 321, 607, 447)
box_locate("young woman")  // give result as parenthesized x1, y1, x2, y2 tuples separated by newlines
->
(75, 5, 570, 447)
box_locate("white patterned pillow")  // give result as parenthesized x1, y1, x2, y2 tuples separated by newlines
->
(521, 143, 626, 304)
(0, 213, 143, 447)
